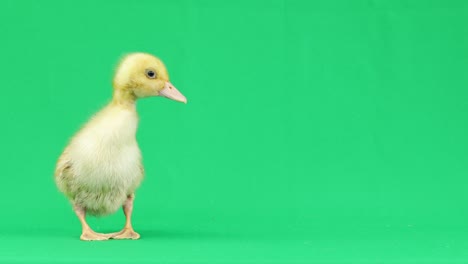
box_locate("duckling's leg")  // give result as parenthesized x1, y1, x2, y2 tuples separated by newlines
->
(73, 204, 111, 241)
(111, 194, 141, 240)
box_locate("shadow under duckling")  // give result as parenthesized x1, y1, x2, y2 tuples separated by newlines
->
(55, 53, 186, 241)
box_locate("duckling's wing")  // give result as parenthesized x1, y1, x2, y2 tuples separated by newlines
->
(55, 149, 75, 196)
(139, 163, 144, 175)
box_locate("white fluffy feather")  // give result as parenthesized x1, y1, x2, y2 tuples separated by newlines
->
(56, 104, 143, 216)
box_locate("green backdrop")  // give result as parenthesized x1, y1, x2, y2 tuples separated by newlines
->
(1, 0, 468, 263)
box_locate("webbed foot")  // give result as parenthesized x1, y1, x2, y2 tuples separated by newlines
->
(110, 228, 140, 240)
(80, 229, 112, 241)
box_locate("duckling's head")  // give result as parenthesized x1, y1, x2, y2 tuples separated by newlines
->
(112, 53, 187, 103)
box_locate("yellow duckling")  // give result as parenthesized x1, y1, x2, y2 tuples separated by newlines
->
(55, 53, 187, 241)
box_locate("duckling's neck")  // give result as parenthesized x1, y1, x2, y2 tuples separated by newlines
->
(112, 89, 136, 110)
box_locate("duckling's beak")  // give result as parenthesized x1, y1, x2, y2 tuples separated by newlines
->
(159, 82, 187, 104)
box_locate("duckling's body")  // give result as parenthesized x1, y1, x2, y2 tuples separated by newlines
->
(55, 53, 187, 241)
(56, 104, 142, 216)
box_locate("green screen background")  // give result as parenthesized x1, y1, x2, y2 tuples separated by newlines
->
(1, 0, 468, 263)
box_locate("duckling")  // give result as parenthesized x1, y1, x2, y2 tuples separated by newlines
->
(55, 53, 186, 241)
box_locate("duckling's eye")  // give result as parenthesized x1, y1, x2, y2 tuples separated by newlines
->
(145, 69, 157, 79)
